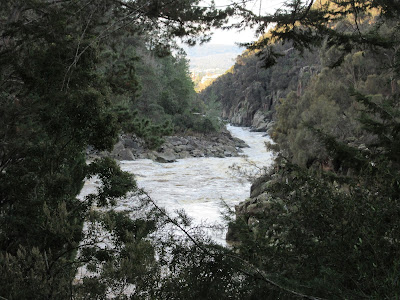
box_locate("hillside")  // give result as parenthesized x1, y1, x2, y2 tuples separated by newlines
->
(199, 13, 397, 167)
(184, 44, 241, 57)
(189, 53, 237, 72)
(199, 44, 320, 132)
(184, 44, 243, 90)
(206, 6, 400, 298)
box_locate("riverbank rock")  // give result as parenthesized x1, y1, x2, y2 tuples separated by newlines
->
(250, 174, 271, 198)
(89, 127, 249, 163)
(226, 172, 281, 243)
(110, 141, 135, 161)
(150, 129, 248, 162)
(154, 150, 177, 163)
(250, 110, 273, 132)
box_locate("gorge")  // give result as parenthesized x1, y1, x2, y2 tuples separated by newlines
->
(81, 125, 274, 244)
(2, 0, 400, 298)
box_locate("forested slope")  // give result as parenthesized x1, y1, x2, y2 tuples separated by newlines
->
(102, 36, 224, 151)
(0, 1, 230, 298)
(200, 11, 397, 168)
(221, 2, 400, 299)
(199, 43, 320, 131)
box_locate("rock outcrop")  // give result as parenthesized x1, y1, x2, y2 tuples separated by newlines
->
(89, 128, 248, 163)
(150, 131, 247, 162)
(199, 42, 321, 133)
(226, 173, 280, 242)
(109, 141, 135, 161)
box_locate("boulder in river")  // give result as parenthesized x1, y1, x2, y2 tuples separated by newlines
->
(154, 150, 177, 163)
(110, 141, 135, 161)
(89, 126, 251, 162)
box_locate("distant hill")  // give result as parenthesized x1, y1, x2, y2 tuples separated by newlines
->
(183, 44, 243, 72)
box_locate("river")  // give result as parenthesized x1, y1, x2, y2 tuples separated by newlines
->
(76, 125, 273, 282)
(119, 125, 273, 242)
(80, 125, 273, 243)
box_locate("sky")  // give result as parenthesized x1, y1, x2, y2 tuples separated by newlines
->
(203, 0, 285, 45)
(181, 0, 286, 72)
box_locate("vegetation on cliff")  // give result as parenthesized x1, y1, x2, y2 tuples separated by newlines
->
(221, 0, 400, 298)
(199, 42, 320, 128)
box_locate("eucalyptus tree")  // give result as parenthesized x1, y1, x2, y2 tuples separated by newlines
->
(0, 1, 231, 298)
(177, 1, 400, 299)
(218, 0, 400, 298)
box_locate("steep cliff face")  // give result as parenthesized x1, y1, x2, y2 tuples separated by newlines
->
(199, 44, 320, 132)
(225, 37, 399, 242)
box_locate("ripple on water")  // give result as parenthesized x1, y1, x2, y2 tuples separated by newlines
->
(118, 125, 274, 229)
(78, 126, 274, 245)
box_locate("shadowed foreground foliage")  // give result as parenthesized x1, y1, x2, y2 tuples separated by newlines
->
(1, 0, 400, 299)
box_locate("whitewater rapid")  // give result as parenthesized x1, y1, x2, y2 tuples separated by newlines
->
(124, 125, 273, 240)
(80, 125, 273, 243)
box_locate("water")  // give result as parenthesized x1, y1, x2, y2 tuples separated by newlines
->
(80, 125, 273, 242)
(121, 125, 273, 241)
(76, 125, 274, 283)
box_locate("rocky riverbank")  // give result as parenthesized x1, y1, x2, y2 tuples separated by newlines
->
(226, 173, 278, 242)
(90, 127, 249, 163)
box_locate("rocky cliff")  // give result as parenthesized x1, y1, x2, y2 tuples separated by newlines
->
(226, 171, 282, 242)
(199, 44, 320, 133)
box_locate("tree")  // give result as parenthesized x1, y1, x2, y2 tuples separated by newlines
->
(219, 0, 400, 298)
(231, 0, 399, 69)
(0, 0, 231, 298)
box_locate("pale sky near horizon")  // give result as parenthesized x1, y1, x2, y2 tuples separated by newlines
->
(204, 0, 285, 45)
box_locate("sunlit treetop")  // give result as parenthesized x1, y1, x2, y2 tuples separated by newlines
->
(226, 0, 400, 68)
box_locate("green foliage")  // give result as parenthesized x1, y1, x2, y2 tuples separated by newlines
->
(86, 158, 136, 207)
(136, 51, 220, 134)
(152, 242, 251, 299)
(160, 90, 184, 115)
(212, 2, 400, 298)
(0, 0, 230, 298)
(232, 0, 400, 68)
(231, 159, 400, 298)
(0, 246, 74, 299)
(272, 40, 395, 167)
(173, 113, 220, 134)
(112, 103, 173, 149)
(129, 117, 173, 149)
(109, 42, 221, 136)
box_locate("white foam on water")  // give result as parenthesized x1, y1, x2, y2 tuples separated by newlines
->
(76, 125, 274, 288)
(119, 125, 274, 242)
